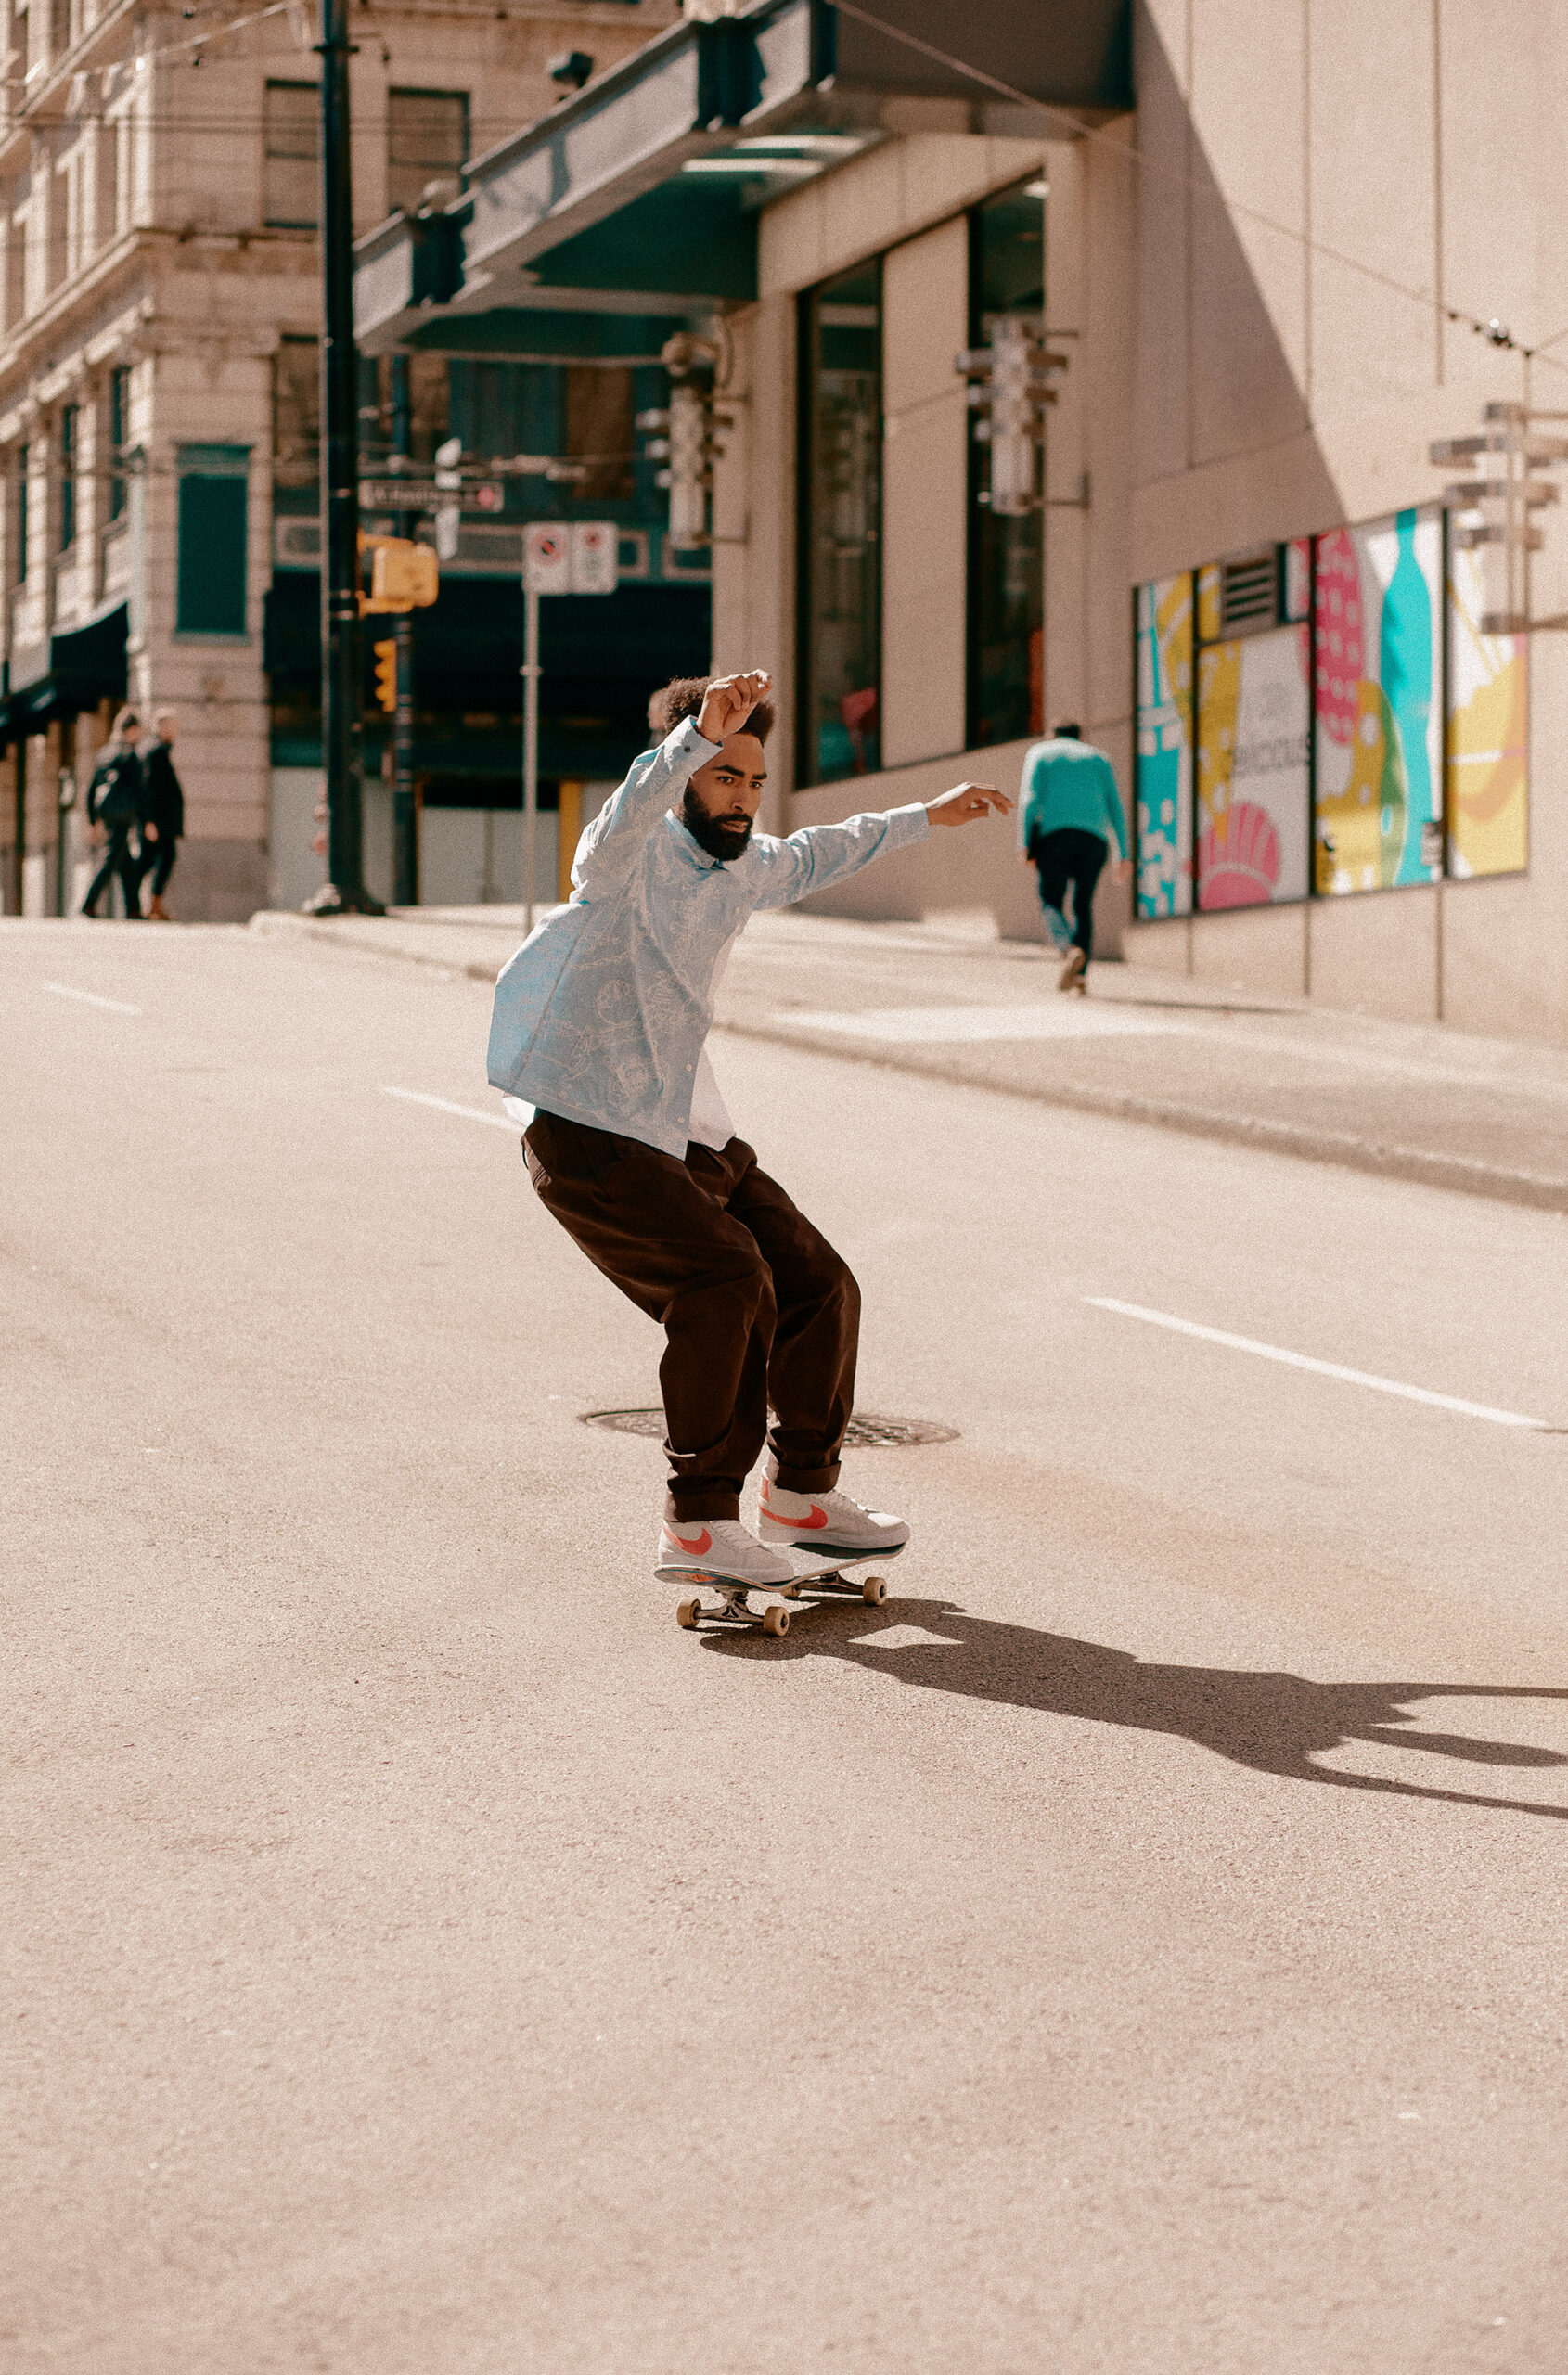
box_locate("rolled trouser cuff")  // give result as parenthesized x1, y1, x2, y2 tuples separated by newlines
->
(764, 1451, 842, 1494)
(664, 1490, 742, 1522)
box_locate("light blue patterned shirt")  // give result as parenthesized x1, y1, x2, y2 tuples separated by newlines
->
(486, 715, 931, 1156)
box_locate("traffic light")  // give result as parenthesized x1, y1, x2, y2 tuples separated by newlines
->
(636, 333, 731, 553)
(955, 318, 1068, 516)
(359, 533, 439, 614)
(372, 639, 396, 712)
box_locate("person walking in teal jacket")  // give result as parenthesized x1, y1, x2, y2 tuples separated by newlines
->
(1017, 722, 1131, 990)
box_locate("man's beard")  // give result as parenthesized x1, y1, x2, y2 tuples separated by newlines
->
(680, 787, 753, 863)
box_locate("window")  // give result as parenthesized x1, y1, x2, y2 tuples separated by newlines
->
(108, 365, 129, 522)
(387, 89, 468, 218)
(17, 443, 29, 584)
(564, 365, 634, 505)
(967, 180, 1045, 751)
(176, 443, 249, 635)
(58, 403, 76, 551)
(798, 260, 882, 785)
(263, 82, 318, 230)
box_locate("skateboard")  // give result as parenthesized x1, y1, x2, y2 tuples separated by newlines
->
(669, 1543, 905, 1636)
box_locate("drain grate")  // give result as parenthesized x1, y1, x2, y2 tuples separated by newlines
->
(582, 1407, 958, 1449)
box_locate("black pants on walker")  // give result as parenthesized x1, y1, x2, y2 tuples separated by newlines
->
(82, 829, 144, 918)
(143, 835, 179, 898)
(1031, 826, 1108, 960)
(523, 1109, 859, 1522)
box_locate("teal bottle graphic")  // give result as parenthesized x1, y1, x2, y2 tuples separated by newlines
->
(1381, 510, 1433, 884)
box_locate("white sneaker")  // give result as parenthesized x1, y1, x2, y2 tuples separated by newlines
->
(1057, 946, 1086, 993)
(654, 1516, 797, 1586)
(757, 1479, 910, 1553)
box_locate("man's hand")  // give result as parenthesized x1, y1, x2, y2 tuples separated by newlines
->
(1113, 858, 1132, 884)
(926, 782, 1013, 828)
(697, 671, 771, 745)
(143, 823, 158, 844)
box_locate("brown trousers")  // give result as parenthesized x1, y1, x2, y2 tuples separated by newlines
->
(523, 1110, 860, 1521)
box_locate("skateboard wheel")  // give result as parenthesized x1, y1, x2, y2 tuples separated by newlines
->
(676, 1598, 701, 1630)
(861, 1573, 887, 1606)
(762, 1604, 790, 1637)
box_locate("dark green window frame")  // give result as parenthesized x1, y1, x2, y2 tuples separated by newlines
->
(176, 443, 250, 636)
(795, 258, 883, 789)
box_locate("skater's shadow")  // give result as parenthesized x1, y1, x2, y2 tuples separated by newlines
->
(705, 1599, 1568, 1819)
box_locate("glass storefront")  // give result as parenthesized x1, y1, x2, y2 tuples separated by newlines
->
(968, 179, 1046, 751)
(798, 261, 882, 785)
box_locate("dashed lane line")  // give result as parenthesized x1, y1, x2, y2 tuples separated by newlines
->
(42, 982, 142, 1015)
(381, 1085, 519, 1132)
(1086, 1296, 1550, 1431)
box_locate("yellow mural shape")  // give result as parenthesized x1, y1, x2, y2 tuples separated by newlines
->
(1196, 637, 1240, 838)
(1315, 678, 1406, 893)
(1446, 586, 1527, 879)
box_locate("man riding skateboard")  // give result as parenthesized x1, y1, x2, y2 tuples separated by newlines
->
(488, 670, 1012, 1587)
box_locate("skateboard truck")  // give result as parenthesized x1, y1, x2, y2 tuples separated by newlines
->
(675, 1560, 892, 1635)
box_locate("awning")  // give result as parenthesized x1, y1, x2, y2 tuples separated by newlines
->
(2, 602, 128, 742)
(354, 0, 1132, 353)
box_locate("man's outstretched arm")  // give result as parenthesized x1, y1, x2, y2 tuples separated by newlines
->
(572, 671, 772, 898)
(752, 779, 1013, 910)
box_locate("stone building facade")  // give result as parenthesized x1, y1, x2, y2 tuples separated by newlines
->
(0, 0, 676, 918)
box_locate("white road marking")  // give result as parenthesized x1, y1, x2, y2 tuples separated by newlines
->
(381, 1086, 519, 1132)
(785, 1002, 1183, 1044)
(43, 982, 142, 1015)
(1086, 1297, 1549, 1431)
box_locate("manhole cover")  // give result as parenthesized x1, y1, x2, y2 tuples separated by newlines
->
(582, 1408, 958, 1449)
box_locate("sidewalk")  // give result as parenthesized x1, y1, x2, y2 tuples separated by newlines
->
(250, 905, 1568, 1215)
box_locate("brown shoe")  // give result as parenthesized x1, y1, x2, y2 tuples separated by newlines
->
(1057, 946, 1086, 993)
(148, 896, 170, 920)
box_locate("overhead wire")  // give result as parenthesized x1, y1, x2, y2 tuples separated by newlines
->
(830, 0, 1567, 379)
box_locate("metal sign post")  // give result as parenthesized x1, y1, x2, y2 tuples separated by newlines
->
(521, 521, 619, 932)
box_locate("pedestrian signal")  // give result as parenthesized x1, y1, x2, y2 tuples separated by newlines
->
(360, 533, 439, 613)
(372, 639, 397, 712)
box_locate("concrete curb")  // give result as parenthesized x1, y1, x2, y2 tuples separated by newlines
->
(248, 910, 1568, 1218)
(249, 909, 508, 985)
(710, 1021, 1568, 1216)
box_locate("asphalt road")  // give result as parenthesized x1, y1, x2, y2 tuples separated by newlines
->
(5, 918, 1567, 2375)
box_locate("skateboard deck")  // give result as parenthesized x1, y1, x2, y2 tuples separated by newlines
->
(667, 1542, 905, 1636)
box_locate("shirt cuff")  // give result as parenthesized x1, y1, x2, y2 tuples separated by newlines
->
(668, 716, 720, 765)
(883, 801, 932, 845)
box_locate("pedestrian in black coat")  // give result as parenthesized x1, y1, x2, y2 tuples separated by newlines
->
(81, 708, 147, 919)
(140, 710, 185, 919)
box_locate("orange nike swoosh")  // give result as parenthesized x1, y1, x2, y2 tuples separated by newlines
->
(776, 1502, 827, 1531)
(665, 1526, 712, 1555)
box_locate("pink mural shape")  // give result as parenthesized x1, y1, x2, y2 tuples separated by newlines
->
(1314, 529, 1362, 744)
(1196, 799, 1280, 907)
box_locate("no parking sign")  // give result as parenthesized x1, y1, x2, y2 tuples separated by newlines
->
(524, 521, 618, 595)
(524, 523, 572, 595)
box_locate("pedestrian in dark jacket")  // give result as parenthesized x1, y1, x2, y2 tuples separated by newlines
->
(81, 708, 147, 920)
(139, 710, 185, 920)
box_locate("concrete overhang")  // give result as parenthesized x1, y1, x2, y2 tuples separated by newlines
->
(353, 0, 1130, 355)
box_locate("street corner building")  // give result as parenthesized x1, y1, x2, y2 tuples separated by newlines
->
(0, 0, 683, 921)
(347, 0, 1568, 1046)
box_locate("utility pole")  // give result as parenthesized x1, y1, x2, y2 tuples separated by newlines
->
(522, 566, 541, 934)
(389, 353, 418, 905)
(304, 0, 382, 916)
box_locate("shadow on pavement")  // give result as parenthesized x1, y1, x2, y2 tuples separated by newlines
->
(704, 1601, 1568, 1819)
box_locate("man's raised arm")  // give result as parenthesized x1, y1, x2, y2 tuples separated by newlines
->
(752, 779, 1013, 911)
(572, 672, 773, 899)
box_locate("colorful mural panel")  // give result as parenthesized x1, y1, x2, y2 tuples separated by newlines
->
(1134, 573, 1193, 918)
(1195, 624, 1311, 909)
(1446, 541, 1528, 878)
(1314, 508, 1443, 894)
